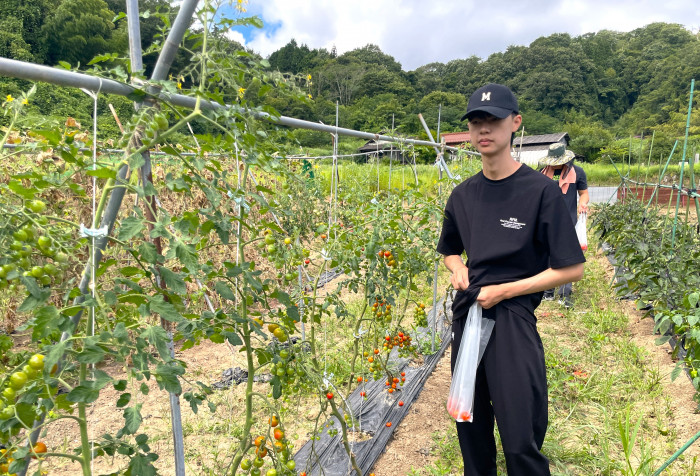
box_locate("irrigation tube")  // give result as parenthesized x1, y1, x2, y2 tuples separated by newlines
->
(652, 429, 700, 475)
(0, 57, 460, 152)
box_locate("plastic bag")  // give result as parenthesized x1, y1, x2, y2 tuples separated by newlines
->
(575, 212, 587, 251)
(447, 303, 482, 423)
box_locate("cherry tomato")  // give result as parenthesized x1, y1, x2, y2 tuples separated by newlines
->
(326, 392, 333, 400)
(9, 371, 28, 390)
(27, 199, 46, 213)
(273, 428, 284, 441)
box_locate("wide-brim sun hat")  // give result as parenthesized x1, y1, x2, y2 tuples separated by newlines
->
(540, 142, 575, 166)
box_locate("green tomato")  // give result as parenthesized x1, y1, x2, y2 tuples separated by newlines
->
(23, 364, 38, 380)
(252, 457, 264, 468)
(21, 226, 35, 241)
(285, 460, 296, 471)
(43, 263, 58, 276)
(266, 469, 277, 476)
(250, 469, 261, 476)
(31, 266, 44, 278)
(264, 234, 276, 245)
(266, 244, 277, 254)
(13, 229, 28, 242)
(27, 199, 46, 213)
(55, 252, 68, 264)
(28, 354, 44, 370)
(278, 349, 290, 360)
(240, 459, 252, 470)
(691, 369, 698, 379)
(10, 371, 28, 390)
(0, 405, 14, 420)
(2, 387, 16, 401)
(37, 236, 52, 249)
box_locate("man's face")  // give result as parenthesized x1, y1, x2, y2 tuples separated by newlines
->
(467, 112, 522, 157)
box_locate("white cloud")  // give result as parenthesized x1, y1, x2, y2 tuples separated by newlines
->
(237, 0, 700, 70)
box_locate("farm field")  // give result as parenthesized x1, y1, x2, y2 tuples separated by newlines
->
(1, 1, 699, 474)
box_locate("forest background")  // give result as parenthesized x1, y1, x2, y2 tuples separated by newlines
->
(2, 0, 700, 163)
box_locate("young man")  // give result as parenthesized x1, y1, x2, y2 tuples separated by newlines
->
(436, 83, 585, 475)
(539, 143, 590, 307)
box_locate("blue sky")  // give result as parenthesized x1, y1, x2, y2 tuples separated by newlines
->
(218, 0, 700, 71)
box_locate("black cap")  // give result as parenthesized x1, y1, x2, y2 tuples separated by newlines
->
(461, 83, 519, 121)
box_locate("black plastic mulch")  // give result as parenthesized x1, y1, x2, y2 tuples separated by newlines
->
(293, 295, 454, 476)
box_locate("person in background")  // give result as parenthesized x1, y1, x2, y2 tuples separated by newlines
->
(437, 83, 585, 475)
(539, 143, 589, 308)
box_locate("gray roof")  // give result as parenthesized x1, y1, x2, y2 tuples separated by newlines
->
(358, 140, 397, 153)
(513, 132, 569, 147)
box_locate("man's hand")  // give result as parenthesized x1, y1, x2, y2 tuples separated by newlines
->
(450, 266, 469, 291)
(476, 284, 508, 309)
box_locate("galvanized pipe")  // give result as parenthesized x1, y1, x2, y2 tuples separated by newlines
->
(150, 0, 199, 81)
(0, 57, 460, 152)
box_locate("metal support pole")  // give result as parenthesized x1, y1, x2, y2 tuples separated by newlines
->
(150, 0, 199, 81)
(0, 58, 459, 153)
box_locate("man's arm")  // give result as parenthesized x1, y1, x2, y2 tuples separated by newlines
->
(477, 263, 584, 309)
(578, 189, 590, 214)
(444, 255, 469, 291)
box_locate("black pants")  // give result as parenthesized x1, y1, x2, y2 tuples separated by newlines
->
(451, 305, 550, 476)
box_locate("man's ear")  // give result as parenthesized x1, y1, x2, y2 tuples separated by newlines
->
(511, 114, 522, 131)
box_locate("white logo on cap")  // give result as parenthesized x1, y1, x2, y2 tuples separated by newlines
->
(481, 92, 491, 101)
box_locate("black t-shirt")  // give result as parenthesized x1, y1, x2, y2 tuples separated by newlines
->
(437, 164, 586, 320)
(547, 163, 588, 224)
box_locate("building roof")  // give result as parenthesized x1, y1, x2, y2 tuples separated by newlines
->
(513, 132, 569, 147)
(441, 131, 471, 145)
(358, 139, 395, 153)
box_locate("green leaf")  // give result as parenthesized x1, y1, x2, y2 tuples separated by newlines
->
(126, 453, 158, 476)
(9, 180, 36, 198)
(116, 393, 131, 408)
(44, 341, 68, 378)
(223, 330, 242, 346)
(123, 404, 143, 435)
(67, 385, 100, 403)
(140, 325, 171, 360)
(214, 281, 237, 302)
(31, 305, 60, 339)
(85, 167, 117, 179)
(175, 241, 198, 270)
(271, 376, 282, 400)
(148, 295, 182, 322)
(155, 362, 184, 394)
(119, 216, 144, 240)
(138, 242, 159, 265)
(158, 266, 187, 294)
(76, 344, 106, 364)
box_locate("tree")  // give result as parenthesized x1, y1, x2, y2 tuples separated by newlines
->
(43, 0, 125, 66)
(0, 0, 53, 63)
